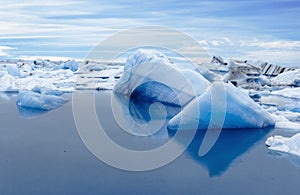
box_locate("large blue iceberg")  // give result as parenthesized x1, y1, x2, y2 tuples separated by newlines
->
(168, 82, 275, 130)
(114, 49, 210, 107)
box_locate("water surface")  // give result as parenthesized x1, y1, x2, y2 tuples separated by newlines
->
(0, 91, 300, 195)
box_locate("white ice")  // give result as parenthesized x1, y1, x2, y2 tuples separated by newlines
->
(266, 134, 300, 156)
(270, 113, 300, 130)
(272, 87, 300, 100)
(271, 69, 300, 86)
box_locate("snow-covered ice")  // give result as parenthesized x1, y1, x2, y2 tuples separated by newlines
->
(266, 134, 300, 156)
(269, 113, 300, 130)
(0, 74, 17, 92)
(58, 60, 79, 72)
(271, 69, 300, 86)
(272, 87, 300, 100)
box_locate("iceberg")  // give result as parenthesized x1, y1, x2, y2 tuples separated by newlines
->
(168, 82, 275, 130)
(266, 134, 300, 156)
(271, 69, 300, 86)
(6, 64, 20, 77)
(0, 74, 18, 92)
(0, 59, 79, 93)
(272, 87, 300, 100)
(269, 113, 300, 130)
(114, 49, 210, 107)
(58, 60, 79, 72)
(16, 90, 68, 110)
(31, 85, 65, 96)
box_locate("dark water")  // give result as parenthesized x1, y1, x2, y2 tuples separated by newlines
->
(1, 91, 300, 195)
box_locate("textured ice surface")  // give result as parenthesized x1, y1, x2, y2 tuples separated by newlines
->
(271, 69, 300, 86)
(168, 82, 275, 130)
(272, 87, 300, 99)
(16, 90, 68, 110)
(266, 134, 300, 156)
(114, 49, 210, 107)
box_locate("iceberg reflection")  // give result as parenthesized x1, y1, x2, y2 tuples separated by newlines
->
(169, 127, 272, 177)
(17, 106, 48, 119)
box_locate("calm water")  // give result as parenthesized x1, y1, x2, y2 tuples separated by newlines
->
(0, 91, 300, 195)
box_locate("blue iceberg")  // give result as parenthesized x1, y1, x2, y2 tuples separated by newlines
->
(58, 60, 79, 72)
(114, 49, 210, 107)
(31, 85, 65, 96)
(168, 82, 275, 130)
(16, 90, 68, 110)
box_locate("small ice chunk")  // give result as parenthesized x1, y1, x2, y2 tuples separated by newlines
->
(0, 74, 18, 92)
(16, 91, 68, 110)
(270, 113, 300, 130)
(6, 64, 20, 77)
(59, 60, 79, 72)
(266, 134, 300, 156)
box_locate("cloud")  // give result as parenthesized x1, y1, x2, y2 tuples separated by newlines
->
(0, 46, 14, 56)
(240, 40, 300, 50)
(242, 49, 300, 66)
(0, 0, 299, 66)
(18, 55, 81, 61)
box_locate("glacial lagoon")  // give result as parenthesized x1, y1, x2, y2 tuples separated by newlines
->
(1, 91, 300, 195)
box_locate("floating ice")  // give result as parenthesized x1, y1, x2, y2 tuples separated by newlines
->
(271, 69, 300, 86)
(270, 113, 300, 130)
(6, 64, 20, 77)
(0, 59, 77, 92)
(266, 134, 300, 156)
(272, 87, 300, 100)
(195, 65, 223, 82)
(31, 85, 65, 96)
(114, 49, 210, 107)
(16, 90, 68, 110)
(168, 82, 275, 130)
(58, 60, 79, 72)
(0, 74, 18, 92)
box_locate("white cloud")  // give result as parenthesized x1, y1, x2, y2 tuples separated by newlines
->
(240, 39, 300, 50)
(18, 55, 82, 61)
(242, 49, 300, 66)
(198, 40, 208, 46)
(0, 46, 14, 56)
(222, 37, 233, 45)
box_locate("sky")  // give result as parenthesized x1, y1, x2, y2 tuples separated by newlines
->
(0, 0, 300, 66)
